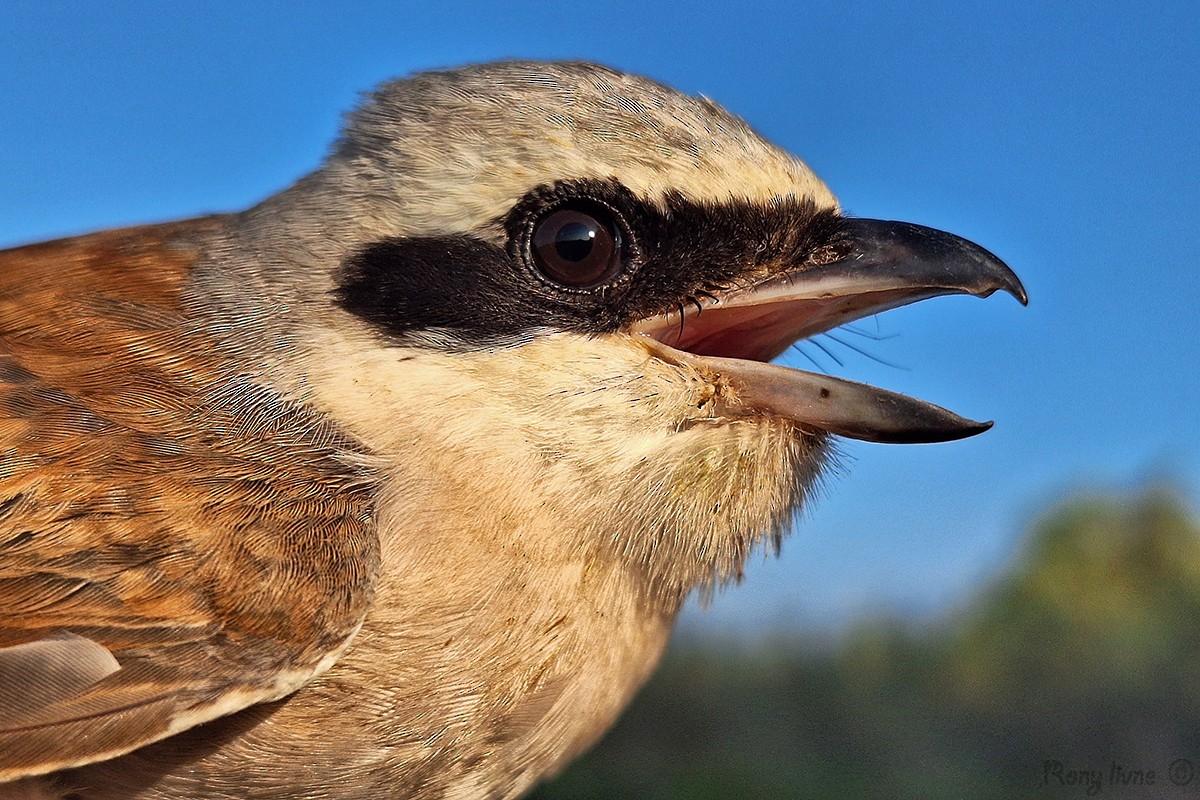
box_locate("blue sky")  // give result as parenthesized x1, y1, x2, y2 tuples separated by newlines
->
(2, 1, 1196, 631)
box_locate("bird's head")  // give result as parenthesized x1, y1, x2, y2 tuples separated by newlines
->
(204, 61, 1025, 607)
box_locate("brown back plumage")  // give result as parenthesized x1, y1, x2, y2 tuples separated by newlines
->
(0, 221, 381, 779)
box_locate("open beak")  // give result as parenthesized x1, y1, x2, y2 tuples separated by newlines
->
(632, 218, 1028, 444)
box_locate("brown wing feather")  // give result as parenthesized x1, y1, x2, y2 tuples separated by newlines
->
(0, 221, 381, 779)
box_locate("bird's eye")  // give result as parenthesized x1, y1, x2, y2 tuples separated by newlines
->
(530, 207, 623, 288)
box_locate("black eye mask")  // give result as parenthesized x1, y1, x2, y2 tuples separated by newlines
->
(335, 178, 845, 349)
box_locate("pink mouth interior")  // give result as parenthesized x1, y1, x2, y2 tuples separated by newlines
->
(634, 291, 911, 363)
(647, 302, 807, 362)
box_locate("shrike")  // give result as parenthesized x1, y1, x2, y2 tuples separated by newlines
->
(0, 61, 1024, 799)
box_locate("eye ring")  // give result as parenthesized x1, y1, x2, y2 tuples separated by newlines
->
(528, 203, 625, 289)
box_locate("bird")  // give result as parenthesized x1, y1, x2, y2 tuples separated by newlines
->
(0, 60, 1025, 799)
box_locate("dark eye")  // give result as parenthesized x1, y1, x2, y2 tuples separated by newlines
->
(530, 206, 623, 288)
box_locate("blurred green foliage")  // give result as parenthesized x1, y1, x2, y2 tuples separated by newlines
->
(531, 487, 1200, 799)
